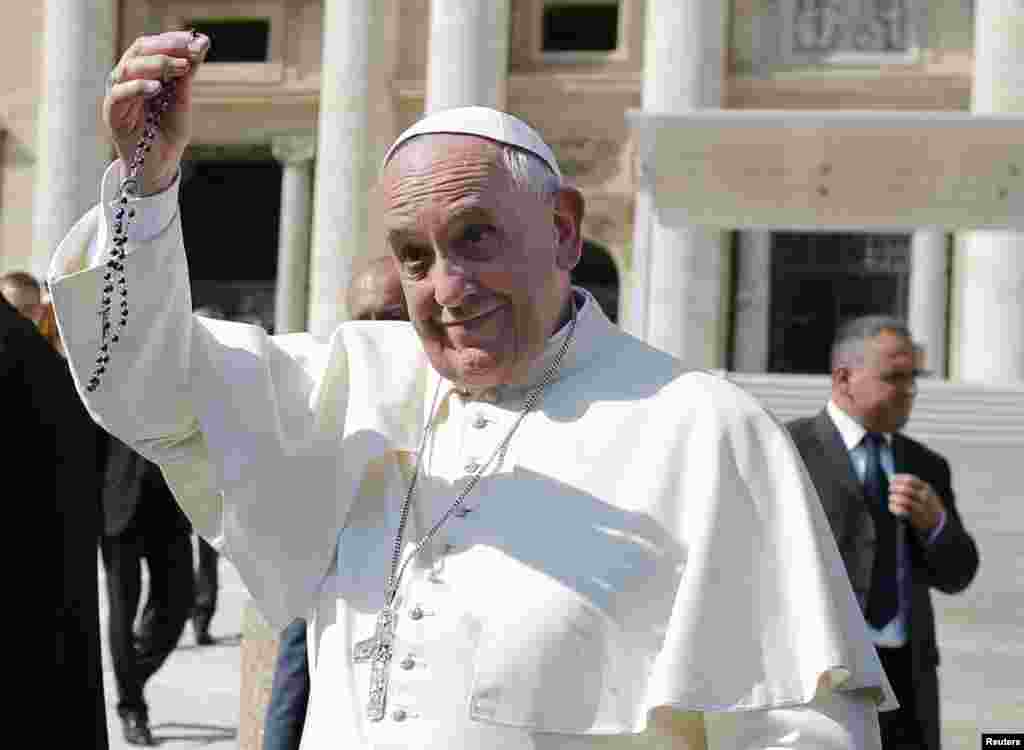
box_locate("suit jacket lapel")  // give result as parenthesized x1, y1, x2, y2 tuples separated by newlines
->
(812, 410, 864, 503)
(892, 433, 907, 474)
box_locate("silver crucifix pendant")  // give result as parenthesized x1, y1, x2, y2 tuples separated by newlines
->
(352, 607, 398, 721)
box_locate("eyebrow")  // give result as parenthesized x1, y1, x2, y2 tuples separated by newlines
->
(386, 204, 495, 249)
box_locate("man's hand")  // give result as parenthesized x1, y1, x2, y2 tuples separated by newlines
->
(103, 31, 211, 195)
(889, 474, 944, 533)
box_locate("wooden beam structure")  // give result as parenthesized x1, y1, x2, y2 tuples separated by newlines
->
(628, 110, 1024, 231)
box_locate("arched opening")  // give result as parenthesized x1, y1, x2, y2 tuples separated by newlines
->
(572, 240, 620, 323)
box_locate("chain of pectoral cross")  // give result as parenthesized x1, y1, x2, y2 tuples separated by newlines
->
(351, 300, 579, 722)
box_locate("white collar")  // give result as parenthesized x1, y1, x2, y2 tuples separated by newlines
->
(826, 400, 892, 452)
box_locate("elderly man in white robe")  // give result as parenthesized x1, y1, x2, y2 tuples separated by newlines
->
(51, 31, 893, 749)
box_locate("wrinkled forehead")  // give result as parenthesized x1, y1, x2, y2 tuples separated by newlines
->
(379, 134, 514, 224)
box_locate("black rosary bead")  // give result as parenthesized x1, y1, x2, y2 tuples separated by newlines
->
(90, 75, 179, 391)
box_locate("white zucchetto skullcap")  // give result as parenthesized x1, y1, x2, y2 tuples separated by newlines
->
(381, 106, 562, 180)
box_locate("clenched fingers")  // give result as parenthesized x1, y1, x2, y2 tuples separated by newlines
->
(888, 473, 942, 531)
(116, 54, 192, 85)
(123, 30, 210, 66)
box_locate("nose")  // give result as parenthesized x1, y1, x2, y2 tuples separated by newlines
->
(432, 255, 475, 309)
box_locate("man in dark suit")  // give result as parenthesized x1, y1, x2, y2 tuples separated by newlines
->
(101, 436, 195, 745)
(3, 289, 109, 750)
(787, 315, 979, 750)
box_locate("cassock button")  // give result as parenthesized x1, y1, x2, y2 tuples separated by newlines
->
(409, 606, 424, 620)
(391, 709, 408, 722)
(400, 656, 415, 670)
(472, 415, 489, 429)
(464, 460, 481, 474)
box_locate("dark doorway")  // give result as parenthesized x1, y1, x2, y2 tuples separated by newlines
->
(573, 240, 619, 323)
(768, 233, 911, 374)
(179, 159, 282, 331)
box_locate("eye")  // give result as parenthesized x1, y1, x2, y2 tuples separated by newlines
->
(456, 224, 495, 248)
(397, 245, 432, 279)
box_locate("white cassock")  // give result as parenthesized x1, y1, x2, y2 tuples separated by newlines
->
(50, 165, 895, 749)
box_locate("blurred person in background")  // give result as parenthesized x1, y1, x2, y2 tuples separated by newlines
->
(101, 434, 195, 745)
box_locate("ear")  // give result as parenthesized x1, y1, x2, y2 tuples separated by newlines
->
(831, 365, 851, 397)
(553, 186, 584, 271)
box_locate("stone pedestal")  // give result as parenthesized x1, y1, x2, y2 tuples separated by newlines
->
(953, 0, 1023, 383)
(272, 134, 316, 334)
(31, 0, 116, 278)
(238, 601, 280, 750)
(629, 0, 731, 368)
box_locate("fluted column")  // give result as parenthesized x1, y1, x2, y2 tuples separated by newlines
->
(908, 231, 949, 377)
(954, 0, 1024, 383)
(271, 134, 316, 334)
(425, 0, 510, 113)
(308, 0, 385, 339)
(630, 0, 731, 368)
(31, 0, 116, 278)
(732, 232, 773, 372)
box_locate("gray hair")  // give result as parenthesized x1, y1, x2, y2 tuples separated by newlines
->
(831, 315, 913, 370)
(501, 144, 561, 202)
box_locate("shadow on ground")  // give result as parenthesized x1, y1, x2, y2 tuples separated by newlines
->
(150, 722, 238, 745)
(176, 632, 243, 651)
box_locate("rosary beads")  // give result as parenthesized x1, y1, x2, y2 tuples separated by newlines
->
(87, 41, 193, 393)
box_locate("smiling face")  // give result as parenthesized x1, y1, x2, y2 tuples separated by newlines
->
(380, 134, 582, 389)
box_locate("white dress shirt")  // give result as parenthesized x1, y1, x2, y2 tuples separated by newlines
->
(825, 401, 945, 649)
(49, 163, 892, 749)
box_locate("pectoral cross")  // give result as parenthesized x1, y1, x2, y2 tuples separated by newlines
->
(352, 607, 398, 721)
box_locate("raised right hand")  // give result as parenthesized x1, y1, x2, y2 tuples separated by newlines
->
(103, 31, 211, 195)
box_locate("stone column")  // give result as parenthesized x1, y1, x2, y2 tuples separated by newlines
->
(238, 604, 279, 750)
(908, 231, 949, 377)
(732, 232, 773, 372)
(307, 0, 386, 339)
(31, 0, 116, 278)
(630, 0, 731, 368)
(425, 0, 510, 112)
(953, 0, 1024, 383)
(271, 134, 316, 334)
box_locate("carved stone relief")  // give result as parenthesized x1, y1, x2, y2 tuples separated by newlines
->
(780, 0, 925, 65)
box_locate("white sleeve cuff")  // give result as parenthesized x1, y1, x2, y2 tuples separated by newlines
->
(103, 160, 181, 236)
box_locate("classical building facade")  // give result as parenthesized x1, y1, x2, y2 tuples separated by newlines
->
(7, 4, 1022, 748)
(3, 0, 1022, 383)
